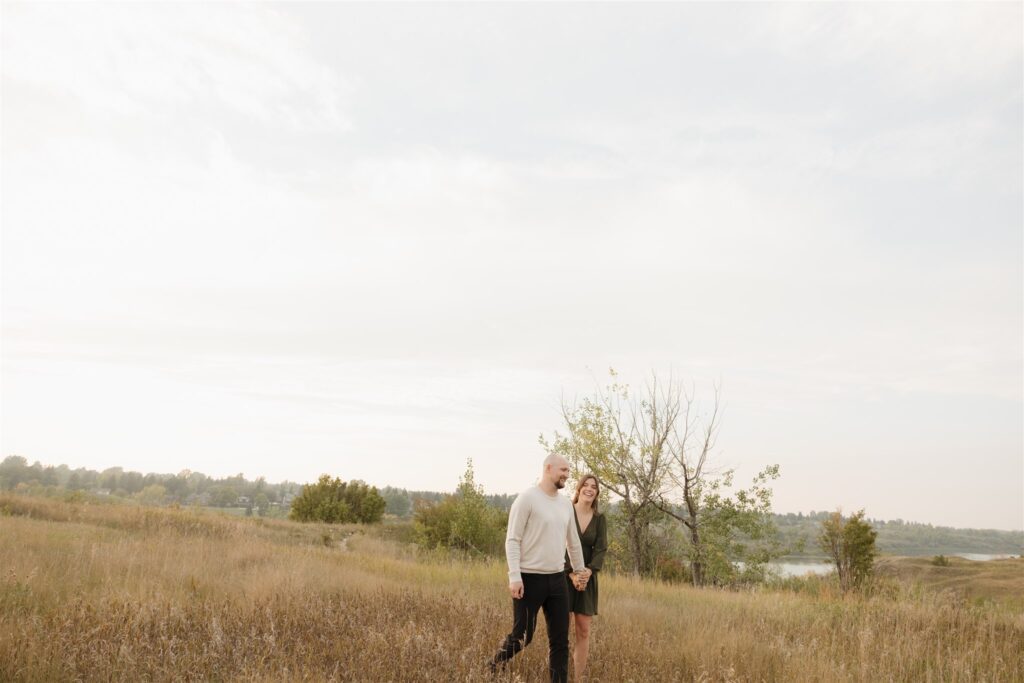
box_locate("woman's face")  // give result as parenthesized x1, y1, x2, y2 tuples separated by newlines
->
(579, 478, 598, 502)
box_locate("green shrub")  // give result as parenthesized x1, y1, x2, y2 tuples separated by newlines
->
(819, 509, 878, 592)
(289, 476, 385, 524)
(413, 460, 506, 556)
(655, 556, 692, 584)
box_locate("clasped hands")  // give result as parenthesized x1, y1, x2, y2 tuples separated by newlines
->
(571, 568, 592, 592)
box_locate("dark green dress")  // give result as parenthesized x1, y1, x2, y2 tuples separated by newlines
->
(564, 510, 608, 616)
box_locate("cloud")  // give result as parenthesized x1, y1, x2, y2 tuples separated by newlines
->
(761, 3, 1021, 90)
(2, 2, 1019, 527)
(347, 149, 513, 207)
(2, 2, 350, 131)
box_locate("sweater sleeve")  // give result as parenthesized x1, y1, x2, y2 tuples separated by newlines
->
(589, 514, 608, 572)
(505, 493, 529, 583)
(565, 505, 586, 572)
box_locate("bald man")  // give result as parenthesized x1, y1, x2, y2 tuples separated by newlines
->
(488, 455, 589, 683)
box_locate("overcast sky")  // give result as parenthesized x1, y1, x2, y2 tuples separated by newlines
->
(2, 3, 1021, 530)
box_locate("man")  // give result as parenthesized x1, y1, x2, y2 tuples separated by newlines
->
(488, 454, 590, 682)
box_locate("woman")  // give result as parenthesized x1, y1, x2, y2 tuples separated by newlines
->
(565, 474, 608, 681)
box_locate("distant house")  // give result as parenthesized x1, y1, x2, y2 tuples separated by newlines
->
(238, 496, 250, 505)
(95, 488, 111, 496)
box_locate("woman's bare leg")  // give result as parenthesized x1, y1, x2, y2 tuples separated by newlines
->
(571, 613, 593, 681)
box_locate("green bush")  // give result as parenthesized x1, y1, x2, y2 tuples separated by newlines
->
(931, 554, 951, 567)
(289, 475, 385, 524)
(819, 509, 878, 592)
(413, 460, 506, 556)
(654, 556, 692, 584)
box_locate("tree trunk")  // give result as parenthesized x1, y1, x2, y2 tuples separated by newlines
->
(689, 524, 704, 586)
(628, 514, 643, 576)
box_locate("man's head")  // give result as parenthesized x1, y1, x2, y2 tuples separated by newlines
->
(542, 454, 571, 490)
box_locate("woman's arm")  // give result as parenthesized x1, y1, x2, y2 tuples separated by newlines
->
(589, 514, 608, 572)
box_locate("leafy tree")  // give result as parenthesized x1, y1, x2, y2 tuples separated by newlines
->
(253, 492, 270, 517)
(99, 467, 123, 492)
(661, 463, 783, 586)
(629, 380, 783, 587)
(343, 480, 386, 523)
(545, 370, 674, 576)
(449, 460, 506, 554)
(414, 459, 506, 556)
(380, 486, 413, 517)
(819, 509, 878, 592)
(134, 484, 167, 506)
(548, 370, 783, 584)
(209, 485, 239, 507)
(0, 456, 30, 490)
(40, 466, 59, 486)
(120, 471, 144, 494)
(162, 474, 187, 499)
(289, 475, 385, 524)
(484, 493, 516, 512)
(595, 501, 677, 576)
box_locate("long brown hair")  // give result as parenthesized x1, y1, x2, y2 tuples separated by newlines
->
(572, 474, 600, 514)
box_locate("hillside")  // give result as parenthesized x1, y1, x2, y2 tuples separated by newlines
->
(382, 488, 1024, 557)
(773, 512, 1023, 558)
(5, 456, 1020, 558)
(2, 493, 1022, 682)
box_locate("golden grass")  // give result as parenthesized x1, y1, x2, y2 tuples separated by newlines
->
(875, 555, 1024, 611)
(2, 495, 1022, 682)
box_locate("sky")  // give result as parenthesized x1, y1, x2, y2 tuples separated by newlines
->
(2, 3, 1021, 531)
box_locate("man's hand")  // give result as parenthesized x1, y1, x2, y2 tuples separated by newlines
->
(509, 580, 524, 599)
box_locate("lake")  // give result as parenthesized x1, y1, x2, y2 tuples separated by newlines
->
(769, 561, 833, 577)
(764, 553, 1019, 578)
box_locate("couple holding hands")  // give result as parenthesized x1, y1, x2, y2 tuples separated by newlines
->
(488, 455, 609, 683)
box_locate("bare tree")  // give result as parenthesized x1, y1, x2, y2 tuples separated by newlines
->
(655, 384, 782, 586)
(547, 370, 781, 584)
(655, 384, 721, 586)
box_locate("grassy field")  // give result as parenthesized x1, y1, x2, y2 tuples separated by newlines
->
(2, 495, 1022, 682)
(875, 555, 1024, 611)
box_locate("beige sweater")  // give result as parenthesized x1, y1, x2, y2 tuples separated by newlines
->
(505, 485, 586, 583)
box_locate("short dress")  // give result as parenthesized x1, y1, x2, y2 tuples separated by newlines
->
(564, 510, 608, 616)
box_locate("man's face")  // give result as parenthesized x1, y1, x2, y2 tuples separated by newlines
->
(552, 461, 570, 489)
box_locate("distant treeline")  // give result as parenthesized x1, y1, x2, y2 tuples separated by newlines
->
(771, 511, 1023, 558)
(378, 486, 1020, 557)
(0, 456, 303, 515)
(3, 455, 1020, 556)
(378, 485, 515, 517)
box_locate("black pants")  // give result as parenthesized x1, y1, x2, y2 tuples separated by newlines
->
(491, 572, 570, 683)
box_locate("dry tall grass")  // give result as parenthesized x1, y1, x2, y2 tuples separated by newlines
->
(2, 495, 1022, 682)
(874, 555, 1024, 612)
